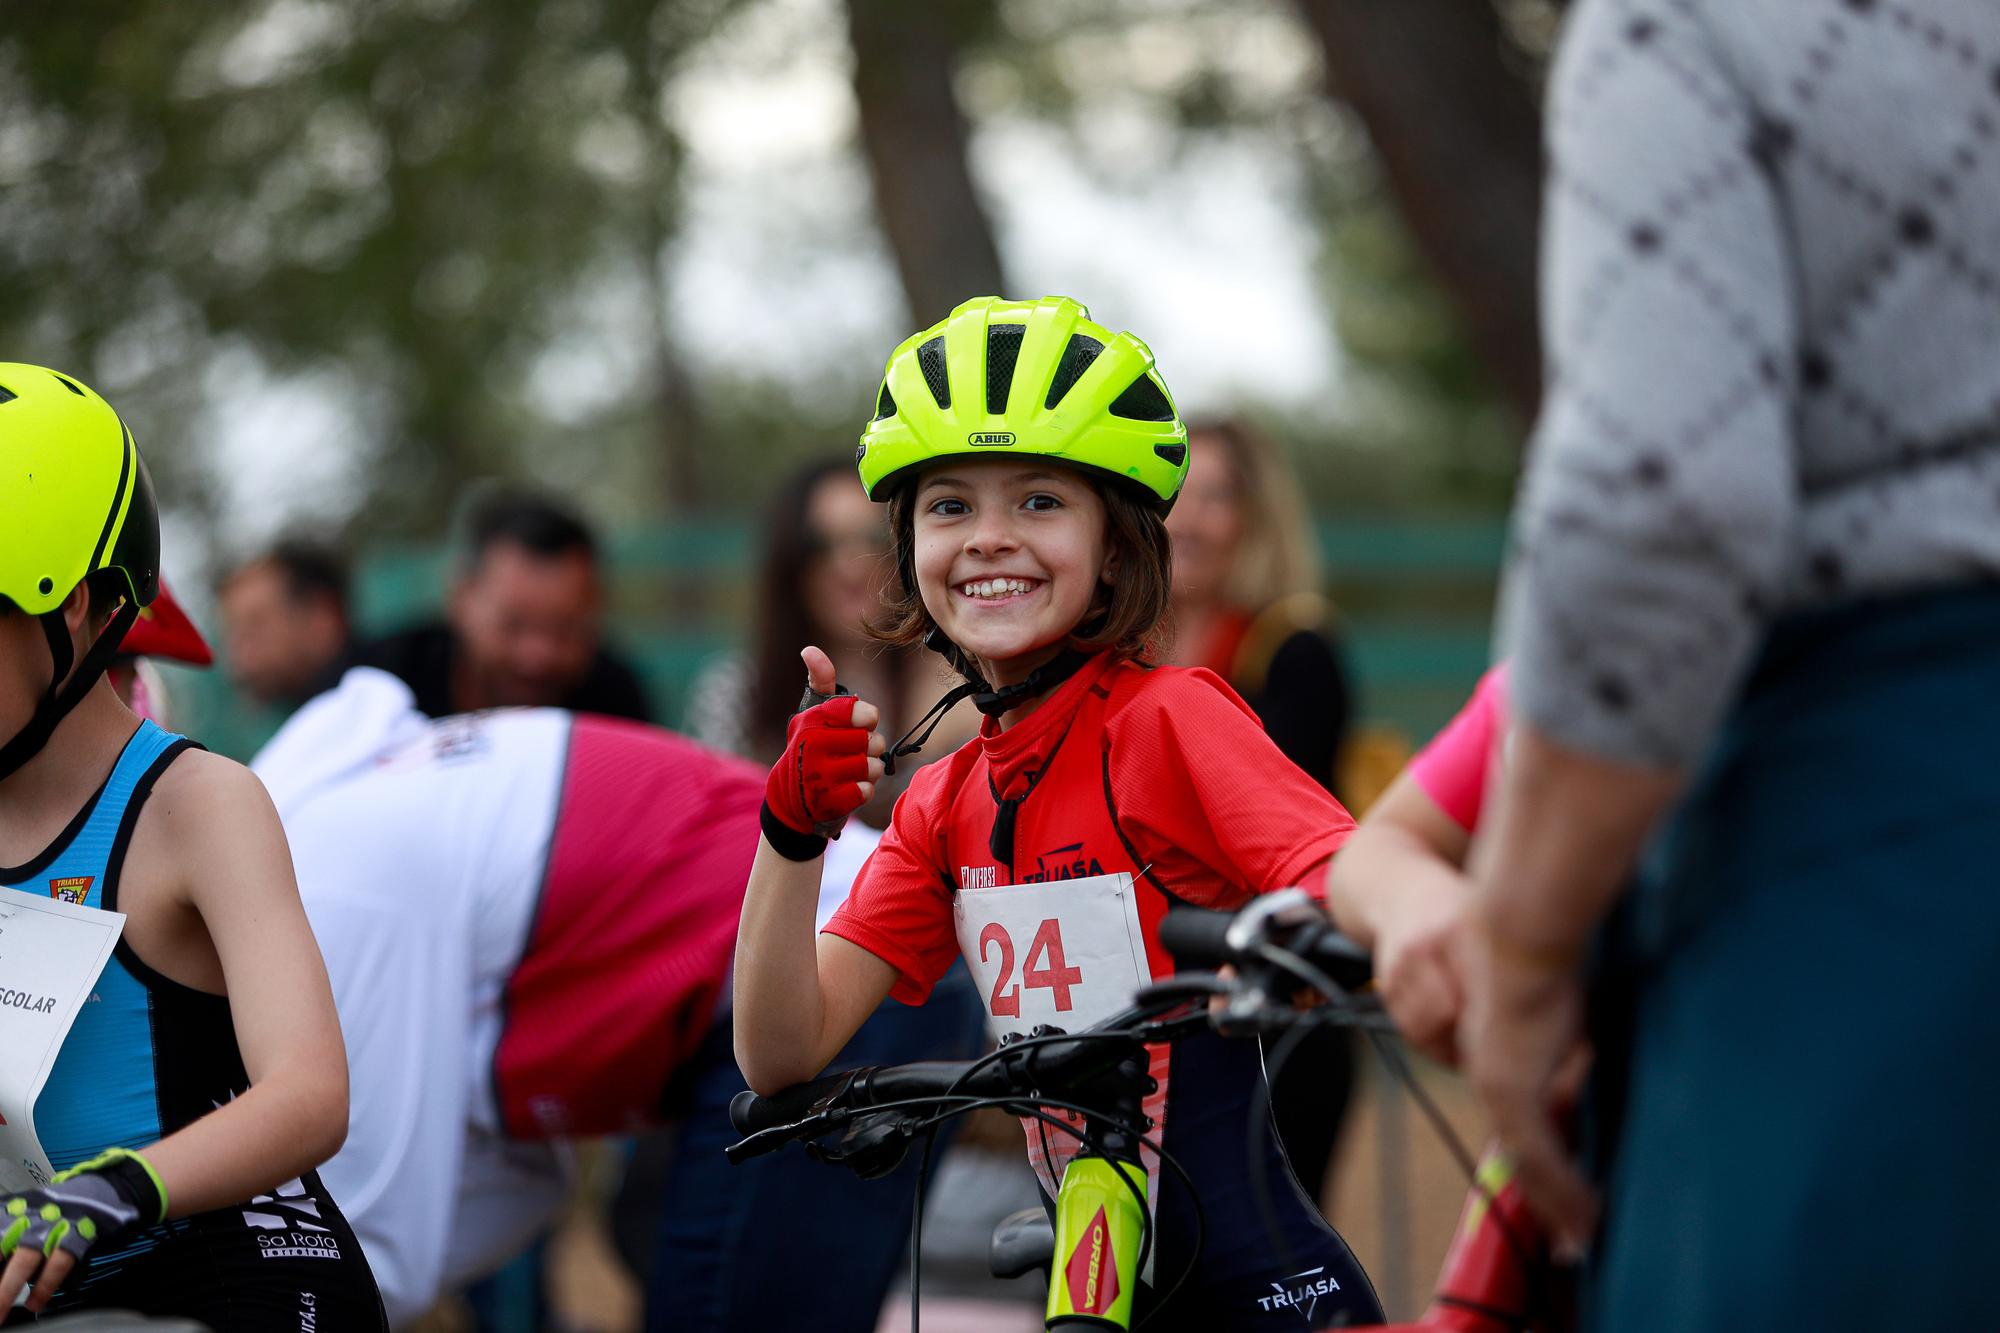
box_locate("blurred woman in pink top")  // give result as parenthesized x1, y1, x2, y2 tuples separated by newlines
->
(1324, 663, 1507, 1062)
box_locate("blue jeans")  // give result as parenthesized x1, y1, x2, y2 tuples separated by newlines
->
(645, 967, 986, 1333)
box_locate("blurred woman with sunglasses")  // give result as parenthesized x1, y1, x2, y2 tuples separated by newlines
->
(686, 458, 973, 819)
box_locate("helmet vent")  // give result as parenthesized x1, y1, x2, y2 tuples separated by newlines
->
(985, 324, 1025, 414)
(1154, 443, 1188, 467)
(1109, 374, 1174, 422)
(1043, 334, 1104, 409)
(52, 374, 86, 397)
(875, 383, 897, 420)
(917, 336, 950, 409)
(0, 385, 14, 405)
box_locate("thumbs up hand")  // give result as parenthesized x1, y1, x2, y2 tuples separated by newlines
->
(762, 647, 887, 856)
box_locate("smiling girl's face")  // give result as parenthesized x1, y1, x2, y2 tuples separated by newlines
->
(912, 458, 1116, 686)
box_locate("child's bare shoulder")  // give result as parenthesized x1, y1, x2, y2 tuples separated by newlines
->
(141, 748, 285, 858)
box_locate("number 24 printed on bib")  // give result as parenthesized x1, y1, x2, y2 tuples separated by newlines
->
(953, 873, 1152, 1043)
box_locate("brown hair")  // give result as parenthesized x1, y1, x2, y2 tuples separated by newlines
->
(872, 471, 1173, 676)
(1186, 416, 1321, 609)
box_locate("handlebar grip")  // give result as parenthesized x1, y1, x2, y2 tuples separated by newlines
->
(1157, 907, 1237, 968)
(727, 1068, 861, 1136)
(1158, 906, 1374, 991)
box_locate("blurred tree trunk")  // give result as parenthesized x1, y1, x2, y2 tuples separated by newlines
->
(1297, 0, 1545, 419)
(846, 0, 1006, 326)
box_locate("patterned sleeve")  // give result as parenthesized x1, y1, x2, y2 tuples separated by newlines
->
(1499, 0, 1799, 767)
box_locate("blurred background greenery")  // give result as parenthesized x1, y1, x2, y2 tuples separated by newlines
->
(2, 0, 1568, 758)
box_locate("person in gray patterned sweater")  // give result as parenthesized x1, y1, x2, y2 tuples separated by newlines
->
(1454, 2, 2000, 1329)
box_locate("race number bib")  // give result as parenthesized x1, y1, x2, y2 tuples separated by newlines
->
(953, 872, 1152, 1045)
(954, 872, 1166, 1252)
(0, 887, 125, 1190)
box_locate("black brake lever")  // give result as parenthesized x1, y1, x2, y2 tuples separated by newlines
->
(723, 1107, 855, 1165)
(808, 1110, 923, 1180)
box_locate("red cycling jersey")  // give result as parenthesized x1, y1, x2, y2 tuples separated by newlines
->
(823, 651, 1382, 1322)
(822, 651, 1354, 1002)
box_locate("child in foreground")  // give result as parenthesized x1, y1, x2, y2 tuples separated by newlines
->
(0, 365, 382, 1324)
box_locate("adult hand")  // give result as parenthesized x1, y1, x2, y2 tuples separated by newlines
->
(1371, 872, 1471, 1065)
(1455, 919, 1596, 1259)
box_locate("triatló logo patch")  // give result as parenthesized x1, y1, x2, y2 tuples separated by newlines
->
(48, 877, 92, 905)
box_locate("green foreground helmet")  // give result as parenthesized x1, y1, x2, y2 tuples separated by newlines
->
(856, 295, 1190, 511)
(0, 363, 159, 616)
(0, 363, 160, 777)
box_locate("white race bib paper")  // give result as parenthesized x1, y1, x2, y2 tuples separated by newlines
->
(0, 886, 125, 1191)
(953, 872, 1152, 1046)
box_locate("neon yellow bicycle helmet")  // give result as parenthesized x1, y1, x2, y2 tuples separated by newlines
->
(0, 363, 161, 775)
(857, 295, 1190, 511)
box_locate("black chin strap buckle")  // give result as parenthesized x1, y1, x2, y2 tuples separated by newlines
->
(881, 680, 981, 778)
(882, 648, 1092, 777)
(969, 648, 1090, 719)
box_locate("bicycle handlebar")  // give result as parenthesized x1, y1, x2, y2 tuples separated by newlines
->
(729, 902, 1375, 1164)
(1156, 902, 1374, 991)
(725, 997, 1188, 1161)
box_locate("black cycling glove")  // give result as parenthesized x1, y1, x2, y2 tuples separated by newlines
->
(0, 1148, 167, 1263)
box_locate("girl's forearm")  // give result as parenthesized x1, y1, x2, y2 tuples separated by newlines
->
(1324, 824, 1468, 948)
(732, 837, 837, 1093)
(140, 1069, 347, 1217)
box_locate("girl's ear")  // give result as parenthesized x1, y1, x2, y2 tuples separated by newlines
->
(1099, 541, 1122, 586)
(61, 581, 92, 637)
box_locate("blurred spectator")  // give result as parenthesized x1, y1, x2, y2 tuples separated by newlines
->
(350, 489, 651, 720)
(1166, 416, 1354, 790)
(1165, 416, 1359, 1208)
(216, 539, 352, 709)
(683, 458, 970, 818)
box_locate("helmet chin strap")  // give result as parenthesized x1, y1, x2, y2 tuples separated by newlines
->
(880, 635, 1091, 776)
(0, 600, 140, 782)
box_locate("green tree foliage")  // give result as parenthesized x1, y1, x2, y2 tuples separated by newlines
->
(0, 0, 737, 536)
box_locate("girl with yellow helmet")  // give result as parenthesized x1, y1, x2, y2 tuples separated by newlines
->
(733, 298, 1407, 1327)
(0, 365, 384, 1324)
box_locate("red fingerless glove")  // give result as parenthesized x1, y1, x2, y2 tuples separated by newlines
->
(762, 695, 871, 857)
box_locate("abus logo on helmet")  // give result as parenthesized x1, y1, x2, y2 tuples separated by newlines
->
(968, 431, 1016, 447)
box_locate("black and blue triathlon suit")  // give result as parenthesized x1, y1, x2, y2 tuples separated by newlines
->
(12, 721, 384, 1327)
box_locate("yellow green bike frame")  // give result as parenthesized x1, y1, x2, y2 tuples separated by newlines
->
(1047, 1155, 1148, 1329)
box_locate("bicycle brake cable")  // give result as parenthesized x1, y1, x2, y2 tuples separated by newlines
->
(1256, 942, 1551, 1326)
